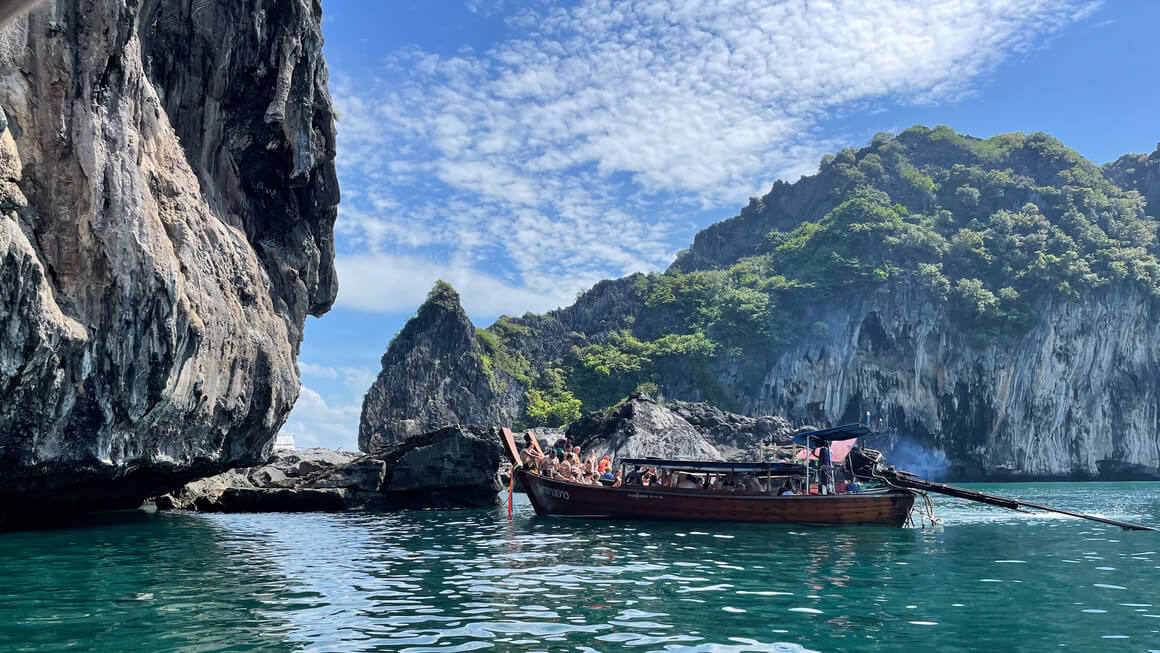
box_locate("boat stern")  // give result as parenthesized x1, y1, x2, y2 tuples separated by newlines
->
(499, 428, 523, 466)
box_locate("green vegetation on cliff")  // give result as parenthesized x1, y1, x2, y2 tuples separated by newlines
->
(477, 127, 1160, 415)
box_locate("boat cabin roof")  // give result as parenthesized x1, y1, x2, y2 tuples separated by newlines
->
(792, 423, 873, 445)
(619, 459, 806, 474)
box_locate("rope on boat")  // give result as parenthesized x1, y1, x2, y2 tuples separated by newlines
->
(855, 447, 941, 529)
(508, 463, 519, 520)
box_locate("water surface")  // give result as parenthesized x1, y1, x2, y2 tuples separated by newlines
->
(1, 482, 1158, 651)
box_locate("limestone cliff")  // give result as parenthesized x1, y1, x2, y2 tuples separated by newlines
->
(359, 282, 519, 451)
(747, 281, 1160, 479)
(373, 128, 1160, 480)
(0, 0, 337, 523)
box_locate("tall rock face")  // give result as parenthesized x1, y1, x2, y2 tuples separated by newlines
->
(359, 283, 517, 452)
(1105, 144, 1160, 219)
(0, 0, 337, 522)
(377, 127, 1160, 481)
(748, 282, 1160, 479)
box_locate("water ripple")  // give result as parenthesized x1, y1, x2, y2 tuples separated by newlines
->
(0, 482, 1157, 651)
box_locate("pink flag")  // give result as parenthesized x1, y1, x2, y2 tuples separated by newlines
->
(795, 439, 858, 463)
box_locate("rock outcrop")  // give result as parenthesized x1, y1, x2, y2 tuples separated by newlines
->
(0, 0, 337, 524)
(565, 395, 797, 462)
(667, 400, 796, 459)
(359, 282, 518, 451)
(158, 426, 505, 512)
(566, 396, 723, 462)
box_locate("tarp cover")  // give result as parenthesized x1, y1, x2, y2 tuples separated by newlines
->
(792, 424, 873, 445)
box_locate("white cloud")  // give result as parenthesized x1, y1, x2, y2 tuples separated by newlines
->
(335, 253, 583, 318)
(339, 366, 378, 395)
(283, 386, 362, 451)
(298, 362, 338, 379)
(299, 362, 378, 395)
(329, 0, 1097, 319)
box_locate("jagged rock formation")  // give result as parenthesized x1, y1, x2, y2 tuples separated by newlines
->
(157, 426, 505, 512)
(565, 395, 796, 462)
(667, 400, 796, 456)
(376, 128, 1160, 480)
(0, 0, 337, 524)
(566, 396, 724, 462)
(359, 282, 518, 451)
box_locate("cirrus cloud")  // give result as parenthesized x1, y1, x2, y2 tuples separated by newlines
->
(332, 0, 1099, 320)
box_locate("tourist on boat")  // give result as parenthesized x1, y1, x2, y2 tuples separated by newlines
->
(557, 459, 573, 481)
(739, 474, 766, 494)
(625, 466, 644, 485)
(521, 434, 544, 467)
(818, 443, 835, 495)
(612, 469, 623, 487)
(676, 474, 699, 489)
(538, 451, 557, 477)
(711, 473, 737, 491)
(778, 482, 795, 496)
(598, 454, 611, 474)
(846, 480, 861, 493)
(570, 446, 582, 465)
(582, 451, 597, 475)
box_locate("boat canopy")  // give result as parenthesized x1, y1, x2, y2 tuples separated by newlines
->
(792, 423, 873, 446)
(619, 459, 806, 474)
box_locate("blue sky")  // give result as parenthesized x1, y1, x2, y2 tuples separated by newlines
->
(284, 0, 1160, 450)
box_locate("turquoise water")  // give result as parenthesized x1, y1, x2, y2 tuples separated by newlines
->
(1, 483, 1158, 652)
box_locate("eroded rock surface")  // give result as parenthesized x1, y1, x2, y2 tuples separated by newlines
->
(157, 426, 505, 513)
(359, 283, 518, 451)
(0, 0, 337, 524)
(667, 400, 796, 459)
(563, 395, 797, 463)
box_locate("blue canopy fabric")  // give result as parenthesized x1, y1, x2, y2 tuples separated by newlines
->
(792, 423, 874, 446)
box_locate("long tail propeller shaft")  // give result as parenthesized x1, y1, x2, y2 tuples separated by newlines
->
(883, 471, 1156, 532)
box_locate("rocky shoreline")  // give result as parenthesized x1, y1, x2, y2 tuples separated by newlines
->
(153, 395, 808, 514)
(154, 393, 1159, 516)
(155, 426, 504, 513)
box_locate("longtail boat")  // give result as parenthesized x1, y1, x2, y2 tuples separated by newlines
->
(500, 426, 918, 527)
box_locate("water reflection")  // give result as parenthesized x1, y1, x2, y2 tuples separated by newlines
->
(0, 482, 1157, 652)
(0, 510, 297, 651)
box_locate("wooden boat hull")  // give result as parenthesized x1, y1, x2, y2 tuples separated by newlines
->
(518, 469, 915, 527)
